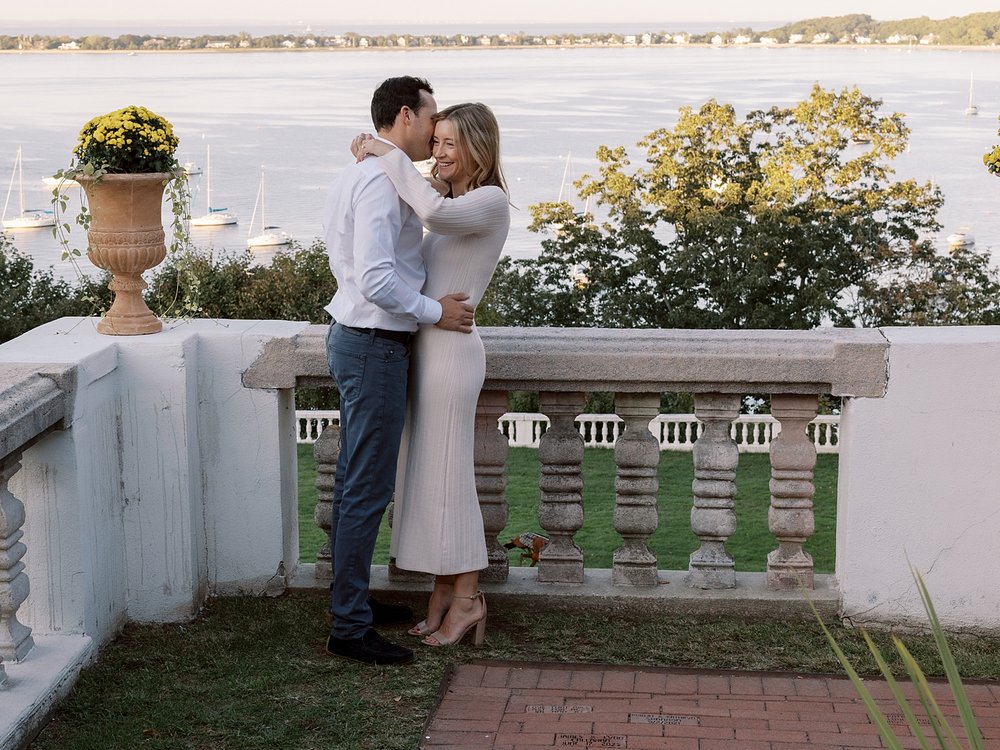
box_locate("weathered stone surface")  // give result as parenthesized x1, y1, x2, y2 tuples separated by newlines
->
(475, 390, 510, 582)
(241, 323, 329, 389)
(689, 394, 740, 589)
(0, 456, 33, 662)
(767, 394, 819, 590)
(0, 364, 73, 460)
(312, 425, 338, 580)
(537, 392, 585, 584)
(481, 327, 887, 396)
(612, 393, 660, 587)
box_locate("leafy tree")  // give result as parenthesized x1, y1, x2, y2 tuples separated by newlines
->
(855, 242, 1000, 326)
(985, 116, 1000, 178)
(525, 84, 943, 330)
(476, 256, 554, 326)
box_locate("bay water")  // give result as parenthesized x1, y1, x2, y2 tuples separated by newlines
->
(1, 44, 998, 279)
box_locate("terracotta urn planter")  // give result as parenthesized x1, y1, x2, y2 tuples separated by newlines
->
(78, 172, 170, 335)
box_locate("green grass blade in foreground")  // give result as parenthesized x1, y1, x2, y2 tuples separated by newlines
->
(896, 638, 961, 750)
(914, 568, 985, 750)
(861, 630, 933, 750)
(806, 596, 905, 750)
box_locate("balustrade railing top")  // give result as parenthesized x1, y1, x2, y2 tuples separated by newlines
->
(244, 325, 889, 397)
(0, 363, 74, 460)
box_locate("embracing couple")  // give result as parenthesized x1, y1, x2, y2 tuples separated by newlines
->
(322, 76, 511, 666)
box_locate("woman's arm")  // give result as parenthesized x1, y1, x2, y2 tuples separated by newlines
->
(354, 135, 448, 195)
(377, 149, 509, 236)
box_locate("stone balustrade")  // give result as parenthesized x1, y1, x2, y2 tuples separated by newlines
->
(247, 325, 886, 589)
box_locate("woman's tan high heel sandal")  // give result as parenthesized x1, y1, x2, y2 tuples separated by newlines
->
(422, 592, 486, 647)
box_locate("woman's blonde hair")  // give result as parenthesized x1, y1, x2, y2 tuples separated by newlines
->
(432, 102, 508, 195)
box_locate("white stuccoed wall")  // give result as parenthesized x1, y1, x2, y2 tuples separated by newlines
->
(1, 317, 309, 648)
(838, 326, 1000, 630)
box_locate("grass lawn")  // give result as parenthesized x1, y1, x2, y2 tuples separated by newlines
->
(298, 445, 838, 573)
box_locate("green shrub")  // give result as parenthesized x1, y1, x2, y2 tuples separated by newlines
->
(0, 235, 108, 343)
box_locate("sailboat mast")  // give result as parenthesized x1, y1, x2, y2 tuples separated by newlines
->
(205, 144, 212, 211)
(557, 151, 571, 203)
(2, 150, 17, 221)
(17, 146, 25, 216)
(247, 170, 262, 239)
(260, 171, 266, 228)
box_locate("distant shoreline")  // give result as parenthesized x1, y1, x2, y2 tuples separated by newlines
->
(3, 42, 999, 55)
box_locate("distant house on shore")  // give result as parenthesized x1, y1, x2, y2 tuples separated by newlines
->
(788, 33, 805, 44)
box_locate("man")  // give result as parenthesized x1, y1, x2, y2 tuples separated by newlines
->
(322, 76, 474, 666)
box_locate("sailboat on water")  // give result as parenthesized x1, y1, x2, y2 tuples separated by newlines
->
(190, 145, 237, 226)
(2, 147, 56, 230)
(964, 73, 979, 116)
(246, 169, 290, 249)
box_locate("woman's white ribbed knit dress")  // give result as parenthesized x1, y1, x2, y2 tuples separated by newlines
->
(378, 148, 511, 575)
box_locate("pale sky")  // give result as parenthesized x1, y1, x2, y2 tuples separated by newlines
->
(1, 0, 999, 25)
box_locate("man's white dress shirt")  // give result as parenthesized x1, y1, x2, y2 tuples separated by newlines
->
(323, 142, 442, 331)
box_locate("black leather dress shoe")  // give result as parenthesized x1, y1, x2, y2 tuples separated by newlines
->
(326, 629, 415, 666)
(368, 596, 414, 626)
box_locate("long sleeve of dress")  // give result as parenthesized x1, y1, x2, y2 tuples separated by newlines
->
(377, 148, 509, 237)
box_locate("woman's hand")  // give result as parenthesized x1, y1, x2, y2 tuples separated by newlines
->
(349, 133, 373, 159)
(352, 133, 395, 162)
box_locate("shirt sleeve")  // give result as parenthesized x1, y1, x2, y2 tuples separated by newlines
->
(377, 148, 510, 237)
(353, 171, 442, 325)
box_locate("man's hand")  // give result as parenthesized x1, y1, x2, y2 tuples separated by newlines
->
(436, 293, 475, 333)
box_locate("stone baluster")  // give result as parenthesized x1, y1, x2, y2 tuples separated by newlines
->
(767, 394, 819, 589)
(536, 391, 585, 583)
(312, 425, 339, 581)
(612, 393, 661, 586)
(475, 390, 510, 582)
(688, 394, 741, 589)
(0, 454, 34, 665)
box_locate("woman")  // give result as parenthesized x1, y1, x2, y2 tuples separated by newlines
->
(356, 102, 510, 647)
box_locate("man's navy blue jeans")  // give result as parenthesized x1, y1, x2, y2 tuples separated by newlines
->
(326, 322, 410, 639)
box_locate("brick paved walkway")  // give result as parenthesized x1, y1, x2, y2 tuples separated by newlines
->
(419, 661, 1000, 749)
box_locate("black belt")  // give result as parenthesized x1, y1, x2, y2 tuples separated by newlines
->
(341, 325, 413, 344)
